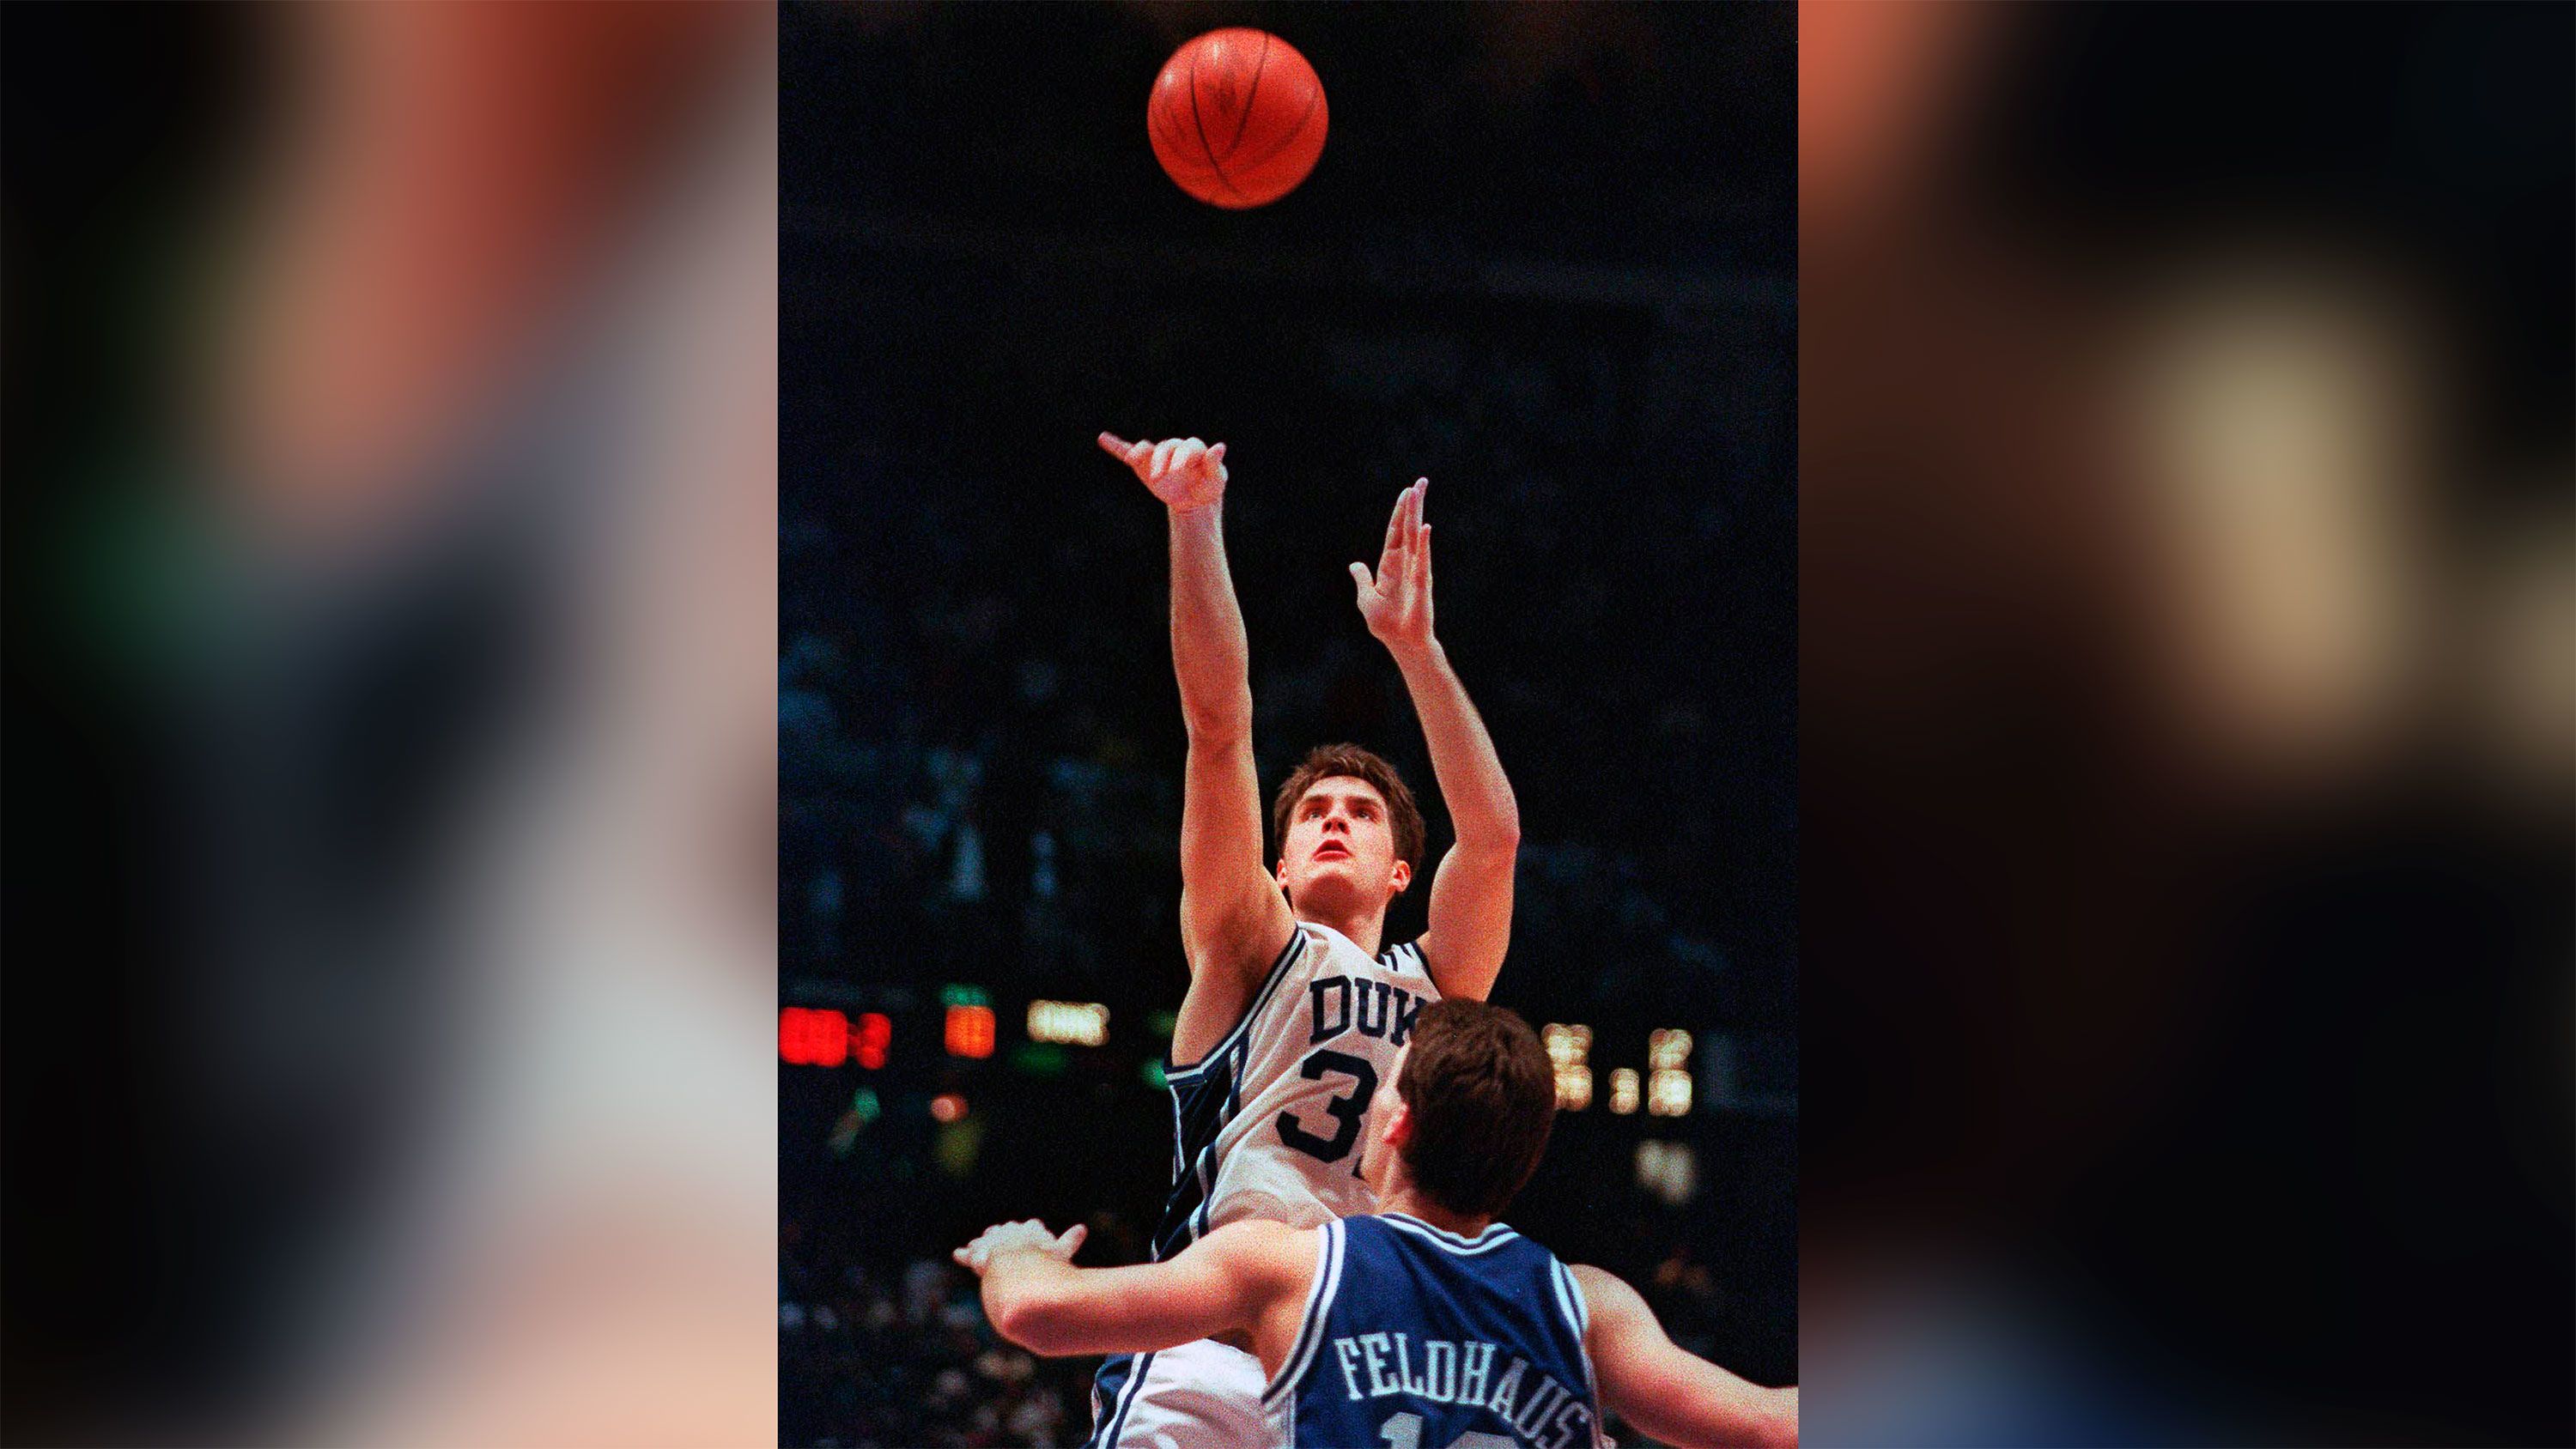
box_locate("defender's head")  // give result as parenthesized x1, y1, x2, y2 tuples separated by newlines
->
(1271, 744, 1425, 920)
(1361, 999, 1558, 1220)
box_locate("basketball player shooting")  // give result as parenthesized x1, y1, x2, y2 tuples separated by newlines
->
(1080, 432, 1523, 1444)
(957, 1000, 1800, 1449)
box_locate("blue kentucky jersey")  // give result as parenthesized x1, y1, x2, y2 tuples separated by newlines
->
(1264, 1214, 1604, 1449)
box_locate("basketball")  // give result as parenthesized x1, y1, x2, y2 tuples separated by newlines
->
(1148, 28, 1328, 209)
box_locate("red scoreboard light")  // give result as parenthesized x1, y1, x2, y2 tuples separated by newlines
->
(854, 1012, 891, 1070)
(780, 1008, 849, 1067)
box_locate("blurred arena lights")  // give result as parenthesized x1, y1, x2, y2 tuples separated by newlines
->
(1648, 1071, 1694, 1119)
(1635, 1141, 1697, 1208)
(1647, 1028, 1695, 1117)
(942, 985, 996, 1058)
(1543, 1023, 1595, 1111)
(854, 1012, 892, 1070)
(1008, 1042, 1071, 1077)
(944, 1006, 996, 1059)
(929, 1093, 969, 1125)
(1026, 1000, 1110, 1047)
(780, 1008, 850, 1067)
(1607, 1068, 1642, 1116)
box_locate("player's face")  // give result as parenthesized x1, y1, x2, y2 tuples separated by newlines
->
(1277, 776, 1409, 916)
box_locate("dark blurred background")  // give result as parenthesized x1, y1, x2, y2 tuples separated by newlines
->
(8, 5, 776, 1444)
(1802, 3, 2571, 1446)
(778, 4, 1796, 1446)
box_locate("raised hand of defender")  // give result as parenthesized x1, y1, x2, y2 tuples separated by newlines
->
(952, 1218, 1088, 1277)
(1352, 478, 1435, 658)
(1098, 433, 1229, 512)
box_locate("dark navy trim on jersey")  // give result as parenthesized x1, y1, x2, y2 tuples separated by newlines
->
(1165, 928, 1305, 1083)
(1262, 1219, 1347, 1407)
(1380, 940, 1427, 979)
(1152, 928, 1306, 1261)
(1085, 1349, 1154, 1449)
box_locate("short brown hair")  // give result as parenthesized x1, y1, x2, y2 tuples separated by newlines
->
(1394, 1000, 1558, 1218)
(1271, 743, 1425, 873)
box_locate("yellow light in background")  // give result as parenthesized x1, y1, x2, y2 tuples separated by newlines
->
(1634, 1140, 1696, 1206)
(1544, 1024, 1595, 1110)
(1026, 1000, 1109, 1046)
(1648, 1069, 1693, 1117)
(1646, 1028, 1694, 1116)
(1555, 1065, 1593, 1111)
(1607, 1067, 1640, 1115)
(1647, 1028, 1692, 1070)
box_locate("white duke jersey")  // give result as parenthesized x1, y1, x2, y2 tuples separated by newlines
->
(1151, 921, 1440, 1259)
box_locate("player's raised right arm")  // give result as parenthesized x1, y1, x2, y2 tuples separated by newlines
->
(1099, 434, 1296, 1005)
(1571, 1264, 1799, 1449)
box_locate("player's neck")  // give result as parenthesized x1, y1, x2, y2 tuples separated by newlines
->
(1379, 1187, 1493, 1240)
(1294, 902, 1384, 957)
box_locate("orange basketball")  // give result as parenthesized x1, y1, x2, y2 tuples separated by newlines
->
(1148, 28, 1328, 209)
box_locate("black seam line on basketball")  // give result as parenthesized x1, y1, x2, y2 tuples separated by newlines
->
(1150, 87, 1212, 179)
(1233, 82, 1321, 179)
(1227, 32, 1272, 157)
(1185, 45, 1248, 201)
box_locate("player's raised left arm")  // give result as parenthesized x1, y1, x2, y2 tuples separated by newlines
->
(955, 1217, 1309, 1360)
(1352, 478, 1519, 1001)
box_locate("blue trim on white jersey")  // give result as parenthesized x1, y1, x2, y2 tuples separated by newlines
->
(1085, 1349, 1154, 1449)
(1165, 928, 1305, 1083)
(1381, 940, 1428, 979)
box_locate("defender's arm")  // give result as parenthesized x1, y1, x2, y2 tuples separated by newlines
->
(1352, 480, 1520, 1001)
(958, 1217, 1309, 1360)
(1571, 1264, 1799, 1449)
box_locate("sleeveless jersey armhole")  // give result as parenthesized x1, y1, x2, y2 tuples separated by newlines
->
(1261, 1218, 1346, 1408)
(1168, 926, 1305, 1080)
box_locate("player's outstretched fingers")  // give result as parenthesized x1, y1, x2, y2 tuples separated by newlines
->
(1207, 442, 1227, 481)
(1151, 438, 1182, 481)
(1097, 432, 1144, 464)
(1057, 1223, 1089, 1255)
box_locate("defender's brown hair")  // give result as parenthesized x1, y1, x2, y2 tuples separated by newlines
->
(1270, 743, 1425, 874)
(1393, 999, 1558, 1219)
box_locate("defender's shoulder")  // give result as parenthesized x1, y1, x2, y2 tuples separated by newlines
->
(1200, 1216, 1322, 1287)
